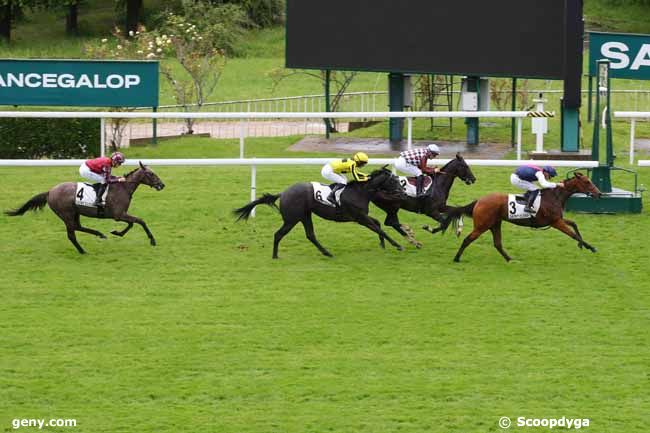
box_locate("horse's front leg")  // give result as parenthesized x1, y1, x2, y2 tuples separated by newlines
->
(355, 213, 403, 251)
(550, 219, 597, 253)
(114, 213, 157, 246)
(563, 218, 597, 252)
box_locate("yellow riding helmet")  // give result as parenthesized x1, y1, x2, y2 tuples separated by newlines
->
(353, 152, 369, 164)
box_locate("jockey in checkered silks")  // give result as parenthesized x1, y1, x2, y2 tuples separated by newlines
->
(394, 144, 441, 197)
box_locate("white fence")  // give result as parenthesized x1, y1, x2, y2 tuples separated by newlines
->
(0, 110, 602, 217)
(0, 109, 545, 159)
(614, 111, 650, 164)
(146, 89, 650, 114)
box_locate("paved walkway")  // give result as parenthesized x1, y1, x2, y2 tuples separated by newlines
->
(290, 136, 513, 158)
(123, 120, 348, 145)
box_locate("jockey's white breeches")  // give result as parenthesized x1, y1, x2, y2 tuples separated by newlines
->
(510, 173, 538, 192)
(79, 163, 106, 184)
(394, 156, 422, 177)
(321, 164, 348, 184)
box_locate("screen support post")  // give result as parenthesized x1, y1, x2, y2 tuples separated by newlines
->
(388, 72, 405, 148)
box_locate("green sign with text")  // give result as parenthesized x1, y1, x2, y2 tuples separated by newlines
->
(589, 31, 650, 80)
(0, 59, 158, 107)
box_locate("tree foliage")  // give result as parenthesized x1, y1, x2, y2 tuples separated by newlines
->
(207, 0, 284, 28)
(85, 0, 247, 137)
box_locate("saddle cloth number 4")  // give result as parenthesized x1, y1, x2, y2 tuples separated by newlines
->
(75, 183, 106, 207)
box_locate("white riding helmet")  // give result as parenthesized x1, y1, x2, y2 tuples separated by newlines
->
(427, 144, 440, 154)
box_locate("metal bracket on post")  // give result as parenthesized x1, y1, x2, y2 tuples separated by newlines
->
(239, 119, 246, 159)
(629, 119, 636, 165)
(100, 118, 105, 157)
(250, 159, 256, 218)
(152, 106, 157, 145)
(516, 117, 522, 160)
(407, 117, 413, 150)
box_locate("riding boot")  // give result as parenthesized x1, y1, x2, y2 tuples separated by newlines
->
(415, 175, 426, 197)
(327, 184, 343, 207)
(94, 183, 107, 208)
(524, 189, 539, 214)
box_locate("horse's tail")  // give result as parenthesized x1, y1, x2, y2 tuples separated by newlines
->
(5, 192, 49, 216)
(440, 200, 477, 234)
(233, 193, 280, 222)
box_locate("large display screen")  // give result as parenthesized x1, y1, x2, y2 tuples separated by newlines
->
(287, 0, 578, 80)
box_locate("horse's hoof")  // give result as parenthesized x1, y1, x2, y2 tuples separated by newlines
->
(414, 242, 423, 249)
(421, 225, 432, 233)
(150, 239, 157, 246)
(396, 245, 404, 251)
(110, 230, 121, 236)
(591, 247, 597, 253)
(453, 257, 460, 262)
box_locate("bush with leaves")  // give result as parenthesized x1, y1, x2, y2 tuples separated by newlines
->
(0, 118, 100, 159)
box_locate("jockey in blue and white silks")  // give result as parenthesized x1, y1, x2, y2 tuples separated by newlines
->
(510, 165, 564, 213)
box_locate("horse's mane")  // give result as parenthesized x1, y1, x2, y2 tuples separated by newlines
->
(123, 166, 142, 178)
(440, 155, 464, 171)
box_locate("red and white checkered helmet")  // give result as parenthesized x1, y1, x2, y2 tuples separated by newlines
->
(111, 152, 125, 164)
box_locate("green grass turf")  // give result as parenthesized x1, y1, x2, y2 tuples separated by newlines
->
(1, 160, 649, 433)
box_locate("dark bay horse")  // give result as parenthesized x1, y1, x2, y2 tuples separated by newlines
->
(5, 162, 165, 254)
(234, 167, 406, 259)
(371, 154, 476, 248)
(440, 173, 601, 262)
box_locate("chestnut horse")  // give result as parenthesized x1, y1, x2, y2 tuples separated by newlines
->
(440, 173, 601, 262)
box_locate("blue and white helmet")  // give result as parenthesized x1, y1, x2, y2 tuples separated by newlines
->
(427, 144, 440, 155)
(543, 166, 558, 178)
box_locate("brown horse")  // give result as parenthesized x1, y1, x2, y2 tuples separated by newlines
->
(440, 173, 601, 262)
(5, 162, 165, 254)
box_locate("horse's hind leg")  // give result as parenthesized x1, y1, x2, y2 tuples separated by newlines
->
(453, 227, 487, 262)
(273, 219, 298, 259)
(75, 214, 106, 239)
(64, 222, 86, 254)
(490, 222, 511, 262)
(111, 222, 134, 237)
(301, 214, 333, 258)
(51, 206, 86, 254)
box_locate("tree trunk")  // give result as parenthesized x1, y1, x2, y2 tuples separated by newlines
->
(125, 0, 142, 36)
(0, 1, 11, 42)
(66, 3, 79, 36)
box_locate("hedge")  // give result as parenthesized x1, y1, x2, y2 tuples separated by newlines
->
(0, 118, 100, 159)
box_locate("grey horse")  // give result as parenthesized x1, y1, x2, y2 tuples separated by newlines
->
(5, 162, 165, 254)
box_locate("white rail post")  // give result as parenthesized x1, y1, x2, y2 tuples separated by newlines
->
(100, 118, 105, 157)
(239, 119, 245, 159)
(407, 117, 413, 150)
(630, 119, 636, 165)
(516, 117, 523, 160)
(250, 159, 257, 218)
